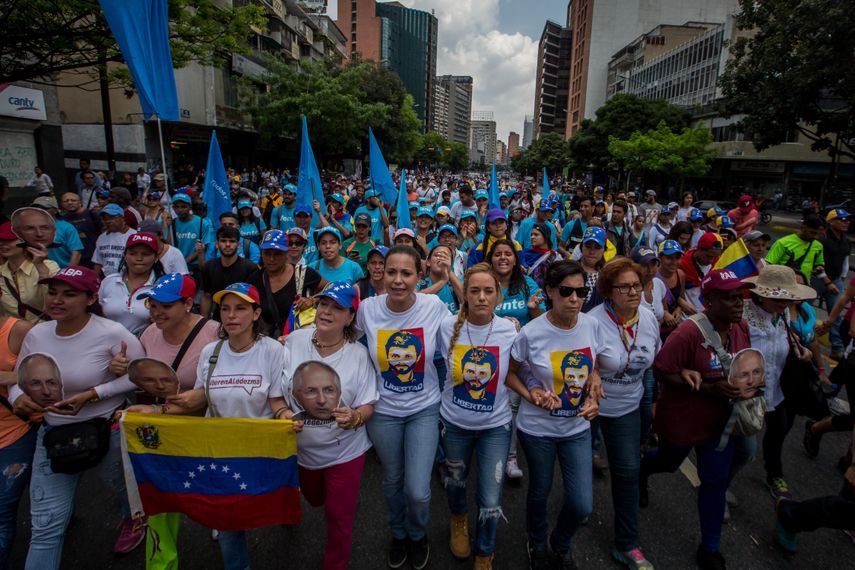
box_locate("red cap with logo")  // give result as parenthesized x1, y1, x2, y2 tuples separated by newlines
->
(0, 222, 17, 241)
(39, 265, 101, 293)
(697, 232, 723, 250)
(700, 269, 754, 296)
(125, 232, 158, 253)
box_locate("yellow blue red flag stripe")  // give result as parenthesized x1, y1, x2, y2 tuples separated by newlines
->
(714, 238, 759, 280)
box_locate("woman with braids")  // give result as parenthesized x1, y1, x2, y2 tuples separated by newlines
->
(438, 263, 518, 569)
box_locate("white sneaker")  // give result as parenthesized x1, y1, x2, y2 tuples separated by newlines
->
(211, 529, 219, 542)
(506, 455, 523, 479)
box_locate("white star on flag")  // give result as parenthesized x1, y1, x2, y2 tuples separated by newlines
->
(183, 481, 191, 489)
(197, 465, 205, 472)
(239, 483, 247, 491)
(222, 465, 230, 473)
(209, 462, 217, 470)
(232, 473, 241, 480)
(188, 472, 195, 478)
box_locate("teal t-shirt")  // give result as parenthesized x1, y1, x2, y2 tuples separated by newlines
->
(417, 277, 459, 314)
(353, 205, 387, 242)
(495, 275, 541, 326)
(271, 205, 295, 230)
(314, 257, 364, 284)
(48, 219, 84, 268)
(171, 215, 214, 266)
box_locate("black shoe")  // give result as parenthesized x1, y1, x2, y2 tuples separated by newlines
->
(803, 420, 821, 458)
(387, 538, 407, 569)
(548, 536, 578, 570)
(527, 540, 550, 570)
(409, 537, 430, 570)
(639, 475, 649, 508)
(696, 546, 726, 570)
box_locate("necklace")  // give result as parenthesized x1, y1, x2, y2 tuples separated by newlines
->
(230, 337, 256, 353)
(605, 302, 639, 376)
(312, 331, 345, 349)
(465, 315, 495, 354)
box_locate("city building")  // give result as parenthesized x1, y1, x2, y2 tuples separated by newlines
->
(496, 140, 507, 165)
(533, 18, 572, 139)
(564, 0, 740, 137)
(431, 75, 473, 146)
(522, 115, 534, 148)
(470, 111, 497, 168)
(336, 0, 438, 129)
(508, 131, 520, 157)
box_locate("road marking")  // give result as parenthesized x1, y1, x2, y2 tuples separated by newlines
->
(680, 458, 701, 488)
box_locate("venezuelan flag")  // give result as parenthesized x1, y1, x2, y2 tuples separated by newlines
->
(121, 413, 301, 531)
(714, 238, 759, 280)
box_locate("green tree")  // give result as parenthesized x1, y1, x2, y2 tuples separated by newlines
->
(719, 0, 855, 160)
(414, 132, 448, 168)
(568, 94, 692, 172)
(1, 0, 266, 90)
(443, 142, 469, 172)
(511, 133, 569, 175)
(608, 121, 715, 190)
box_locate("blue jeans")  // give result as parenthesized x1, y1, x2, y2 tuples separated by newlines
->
(218, 531, 249, 570)
(728, 434, 757, 486)
(595, 410, 641, 551)
(0, 426, 37, 567)
(440, 418, 511, 556)
(639, 369, 656, 445)
(641, 437, 735, 552)
(518, 428, 592, 555)
(367, 402, 440, 541)
(26, 424, 129, 570)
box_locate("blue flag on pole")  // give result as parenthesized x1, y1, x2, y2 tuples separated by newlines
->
(297, 116, 324, 211)
(369, 127, 397, 204)
(203, 131, 230, 230)
(99, 0, 179, 121)
(543, 167, 551, 197)
(488, 162, 500, 209)
(395, 170, 411, 230)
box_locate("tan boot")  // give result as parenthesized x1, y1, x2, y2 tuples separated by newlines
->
(449, 512, 471, 559)
(474, 554, 494, 569)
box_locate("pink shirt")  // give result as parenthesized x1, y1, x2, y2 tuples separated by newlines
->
(727, 207, 758, 238)
(140, 319, 220, 391)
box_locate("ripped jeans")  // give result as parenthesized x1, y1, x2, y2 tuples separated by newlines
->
(0, 426, 37, 568)
(440, 417, 511, 556)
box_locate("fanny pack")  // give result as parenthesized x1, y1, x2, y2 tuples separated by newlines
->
(43, 417, 112, 474)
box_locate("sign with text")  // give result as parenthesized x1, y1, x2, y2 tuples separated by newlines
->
(0, 85, 47, 121)
(0, 130, 38, 187)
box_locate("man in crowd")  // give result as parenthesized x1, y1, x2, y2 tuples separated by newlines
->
(604, 199, 634, 257)
(818, 208, 851, 360)
(92, 204, 136, 276)
(30, 196, 83, 268)
(199, 226, 258, 319)
(78, 170, 101, 210)
(58, 191, 101, 268)
(765, 213, 826, 284)
(561, 197, 593, 253)
(271, 184, 298, 231)
(449, 185, 478, 223)
(74, 158, 102, 193)
(169, 193, 213, 279)
(353, 190, 388, 244)
(342, 213, 375, 274)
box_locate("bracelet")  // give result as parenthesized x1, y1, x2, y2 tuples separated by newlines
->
(273, 407, 289, 420)
(352, 410, 364, 429)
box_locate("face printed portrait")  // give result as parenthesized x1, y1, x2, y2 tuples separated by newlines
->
(12, 207, 57, 249)
(17, 353, 63, 408)
(729, 348, 765, 399)
(451, 345, 500, 413)
(291, 361, 342, 422)
(378, 329, 425, 394)
(550, 349, 592, 417)
(128, 358, 180, 400)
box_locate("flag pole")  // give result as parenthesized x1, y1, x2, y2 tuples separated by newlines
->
(156, 115, 170, 195)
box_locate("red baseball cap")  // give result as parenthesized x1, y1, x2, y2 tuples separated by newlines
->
(700, 269, 754, 296)
(125, 232, 158, 253)
(39, 266, 101, 293)
(697, 232, 723, 250)
(0, 222, 17, 241)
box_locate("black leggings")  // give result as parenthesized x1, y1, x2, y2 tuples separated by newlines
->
(763, 404, 796, 480)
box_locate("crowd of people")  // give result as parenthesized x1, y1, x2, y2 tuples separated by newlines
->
(0, 160, 853, 570)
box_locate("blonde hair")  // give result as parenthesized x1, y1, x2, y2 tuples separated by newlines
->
(447, 263, 504, 368)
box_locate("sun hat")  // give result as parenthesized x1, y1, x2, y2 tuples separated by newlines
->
(741, 265, 816, 301)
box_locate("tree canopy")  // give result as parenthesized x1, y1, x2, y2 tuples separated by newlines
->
(719, 0, 855, 160)
(413, 132, 468, 172)
(511, 133, 570, 175)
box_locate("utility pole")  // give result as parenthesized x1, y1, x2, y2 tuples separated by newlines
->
(98, 50, 117, 173)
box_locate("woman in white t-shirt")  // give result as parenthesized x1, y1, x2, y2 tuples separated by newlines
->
(282, 282, 378, 570)
(437, 263, 517, 567)
(587, 258, 660, 569)
(505, 260, 603, 569)
(163, 282, 288, 570)
(355, 245, 451, 570)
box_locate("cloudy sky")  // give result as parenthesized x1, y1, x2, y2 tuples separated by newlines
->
(329, 0, 569, 144)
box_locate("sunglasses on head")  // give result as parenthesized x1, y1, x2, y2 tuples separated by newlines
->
(556, 285, 589, 299)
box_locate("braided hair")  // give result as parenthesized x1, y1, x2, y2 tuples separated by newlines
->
(446, 263, 503, 370)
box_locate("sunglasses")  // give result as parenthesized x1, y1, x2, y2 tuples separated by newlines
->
(556, 285, 589, 299)
(288, 240, 307, 247)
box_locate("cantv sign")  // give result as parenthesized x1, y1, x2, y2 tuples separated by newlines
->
(0, 85, 47, 121)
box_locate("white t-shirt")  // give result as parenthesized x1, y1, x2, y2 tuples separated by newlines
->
(194, 336, 285, 419)
(438, 315, 517, 430)
(640, 278, 666, 323)
(92, 228, 137, 276)
(449, 201, 478, 223)
(356, 293, 451, 417)
(589, 304, 660, 418)
(282, 329, 379, 469)
(511, 312, 599, 438)
(159, 245, 190, 275)
(10, 315, 145, 425)
(98, 272, 155, 335)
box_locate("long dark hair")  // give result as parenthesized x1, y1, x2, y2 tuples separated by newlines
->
(487, 238, 528, 297)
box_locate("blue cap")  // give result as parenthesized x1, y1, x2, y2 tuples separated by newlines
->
(582, 226, 606, 247)
(689, 207, 703, 222)
(315, 281, 360, 311)
(408, 201, 419, 209)
(282, 184, 297, 194)
(486, 208, 507, 223)
(537, 200, 554, 212)
(329, 193, 345, 205)
(212, 282, 261, 306)
(137, 273, 197, 302)
(294, 204, 312, 215)
(97, 190, 111, 199)
(437, 223, 458, 237)
(658, 239, 684, 256)
(237, 199, 253, 210)
(315, 226, 342, 243)
(99, 203, 124, 217)
(416, 207, 434, 218)
(500, 192, 509, 200)
(368, 245, 389, 260)
(172, 193, 192, 205)
(827, 208, 850, 222)
(459, 211, 477, 221)
(474, 191, 489, 201)
(148, 191, 161, 200)
(365, 189, 378, 198)
(631, 247, 658, 265)
(718, 215, 734, 229)
(260, 230, 288, 252)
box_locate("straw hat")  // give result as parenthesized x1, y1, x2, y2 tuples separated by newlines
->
(742, 265, 816, 301)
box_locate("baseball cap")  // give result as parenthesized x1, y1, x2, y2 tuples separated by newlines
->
(437, 223, 458, 237)
(97, 190, 111, 200)
(701, 269, 754, 296)
(474, 191, 489, 201)
(147, 191, 162, 200)
(285, 227, 308, 241)
(294, 204, 312, 216)
(718, 215, 734, 229)
(99, 203, 124, 217)
(707, 207, 726, 219)
(408, 201, 419, 210)
(394, 228, 415, 240)
(689, 207, 703, 222)
(738, 194, 753, 207)
(315, 281, 360, 311)
(137, 273, 197, 302)
(631, 246, 658, 265)
(802, 213, 823, 229)
(645, 189, 656, 197)
(125, 232, 158, 253)
(260, 230, 288, 252)
(329, 193, 345, 205)
(39, 265, 101, 294)
(354, 213, 372, 227)
(315, 226, 342, 243)
(237, 199, 253, 210)
(417, 207, 434, 218)
(32, 196, 59, 210)
(459, 211, 477, 221)
(667, 202, 679, 210)
(826, 208, 851, 222)
(435, 205, 451, 217)
(0, 222, 17, 241)
(368, 245, 389, 260)
(486, 208, 507, 223)
(212, 282, 261, 306)
(743, 230, 771, 242)
(537, 200, 554, 212)
(697, 232, 723, 250)
(582, 226, 606, 247)
(658, 240, 684, 256)
(282, 184, 297, 194)
(171, 193, 192, 205)
(139, 219, 163, 235)
(364, 189, 378, 198)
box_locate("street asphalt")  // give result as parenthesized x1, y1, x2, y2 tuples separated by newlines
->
(8, 212, 855, 569)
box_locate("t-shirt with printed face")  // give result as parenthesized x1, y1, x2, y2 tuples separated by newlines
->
(511, 312, 600, 438)
(282, 329, 379, 469)
(356, 293, 450, 417)
(438, 315, 516, 430)
(589, 304, 660, 418)
(194, 336, 285, 419)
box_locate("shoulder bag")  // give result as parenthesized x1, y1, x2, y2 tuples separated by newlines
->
(43, 417, 112, 474)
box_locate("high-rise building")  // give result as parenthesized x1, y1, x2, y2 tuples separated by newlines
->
(522, 115, 534, 148)
(534, 19, 572, 139)
(431, 75, 473, 146)
(508, 132, 520, 157)
(564, 0, 740, 137)
(337, 1, 438, 129)
(496, 140, 507, 164)
(470, 112, 497, 168)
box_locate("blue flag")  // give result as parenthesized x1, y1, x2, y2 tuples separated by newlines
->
(369, 127, 397, 204)
(395, 170, 411, 230)
(543, 167, 551, 197)
(488, 162, 500, 209)
(203, 131, 230, 229)
(99, 0, 179, 121)
(297, 116, 324, 210)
